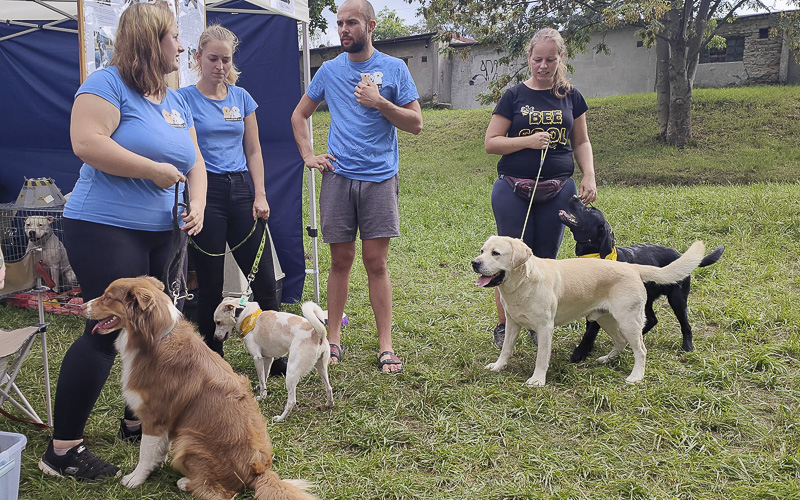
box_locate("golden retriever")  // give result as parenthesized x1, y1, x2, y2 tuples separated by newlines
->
(472, 236, 705, 387)
(84, 276, 316, 500)
(213, 298, 334, 422)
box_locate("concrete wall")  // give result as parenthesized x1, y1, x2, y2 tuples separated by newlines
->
(304, 12, 799, 109)
(448, 45, 513, 109)
(568, 26, 658, 97)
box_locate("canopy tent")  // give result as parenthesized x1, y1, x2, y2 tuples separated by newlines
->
(0, 0, 321, 302)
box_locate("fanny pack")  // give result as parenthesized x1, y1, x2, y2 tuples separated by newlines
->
(501, 175, 568, 203)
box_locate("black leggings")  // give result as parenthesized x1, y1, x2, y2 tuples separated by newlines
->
(189, 172, 278, 356)
(53, 218, 180, 441)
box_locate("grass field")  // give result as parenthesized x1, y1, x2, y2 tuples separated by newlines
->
(4, 85, 800, 499)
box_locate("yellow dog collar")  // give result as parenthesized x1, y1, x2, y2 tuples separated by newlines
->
(578, 247, 618, 261)
(239, 309, 262, 337)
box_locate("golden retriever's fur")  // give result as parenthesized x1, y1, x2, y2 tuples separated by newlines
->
(213, 298, 334, 422)
(472, 236, 705, 387)
(84, 276, 316, 500)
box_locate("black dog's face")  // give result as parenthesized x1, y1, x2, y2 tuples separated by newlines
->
(558, 195, 616, 258)
(558, 195, 606, 241)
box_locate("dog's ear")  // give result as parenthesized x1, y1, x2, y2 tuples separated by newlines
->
(510, 238, 533, 268)
(141, 276, 164, 291)
(223, 303, 236, 312)
(46, 216, 54, 223)
(129, 286, 158, 313)
(597, 221, 615, 259)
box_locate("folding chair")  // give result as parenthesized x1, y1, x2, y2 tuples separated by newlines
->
(0, 253, 53, 429)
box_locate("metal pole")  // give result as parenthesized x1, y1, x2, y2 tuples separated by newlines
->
(301, 21, 321, 303)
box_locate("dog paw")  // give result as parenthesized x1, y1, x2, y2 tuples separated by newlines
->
(524, 377, 546, 387)
(597, 355, 610, 365)
(272, 414, 286, 422)
(122, 473, 145, 488)
(255, 391, 268, 401)
(485, 362, 506, 372)
(177, 477, 190, 492)
(625, 376, 644, 385)
(326, 400, 335, 408)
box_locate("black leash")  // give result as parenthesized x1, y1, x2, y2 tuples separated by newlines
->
(163, 182, 192, 305)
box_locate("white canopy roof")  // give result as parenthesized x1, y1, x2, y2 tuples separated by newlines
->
(0, 0, 309, 24)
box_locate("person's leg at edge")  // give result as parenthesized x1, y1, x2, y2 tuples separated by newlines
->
(327, 241, 356, 365)
(190, 173, 230, 356)
(361, 237, 398, 372)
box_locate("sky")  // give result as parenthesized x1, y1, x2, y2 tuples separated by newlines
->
(317, 0, 423, 46)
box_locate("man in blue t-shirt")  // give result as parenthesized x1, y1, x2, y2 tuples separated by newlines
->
(292, 0, 422, 374)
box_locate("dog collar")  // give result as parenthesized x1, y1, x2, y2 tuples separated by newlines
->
(579, 247, 618, 261)
(239, 309, 262, 337)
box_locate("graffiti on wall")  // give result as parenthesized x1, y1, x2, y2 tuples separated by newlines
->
(469, 59, 502, 86)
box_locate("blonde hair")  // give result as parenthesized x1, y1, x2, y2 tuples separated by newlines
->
(526, 28, 572, 98)
(110, 2, 175, 97)
(194, 24, 241, 85)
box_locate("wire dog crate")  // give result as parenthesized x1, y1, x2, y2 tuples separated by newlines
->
(0, 203, 75, 428)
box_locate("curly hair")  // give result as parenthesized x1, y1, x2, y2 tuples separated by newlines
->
(193, 24, 241, 85)
(526, 28, 572, 98)
(110, 2, 175, 97)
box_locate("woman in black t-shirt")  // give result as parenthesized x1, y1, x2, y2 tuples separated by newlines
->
(484, 27, 598, 349)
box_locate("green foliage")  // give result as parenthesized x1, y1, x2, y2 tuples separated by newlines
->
(8, 86, 800, 499)
(372, 7, 414, 41)
(307, 0, 338, 34)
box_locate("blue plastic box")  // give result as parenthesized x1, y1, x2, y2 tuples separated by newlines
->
(0, 431, 27, 500)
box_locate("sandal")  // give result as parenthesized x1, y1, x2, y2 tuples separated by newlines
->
(377, 350, 403, 374)
(329, 343, 344, 363)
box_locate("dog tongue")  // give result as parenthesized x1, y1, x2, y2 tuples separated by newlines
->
(476, 275, 494, 287)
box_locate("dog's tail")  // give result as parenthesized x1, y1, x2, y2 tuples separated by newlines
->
(301, 301, 327, 346)
(635, 241, 705, 284)
(699, 244, 725, 268)
(254, 470, 317, 500)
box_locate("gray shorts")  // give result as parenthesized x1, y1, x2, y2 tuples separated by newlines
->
(319, 172, 400, 244)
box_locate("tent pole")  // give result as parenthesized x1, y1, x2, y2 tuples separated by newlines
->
(301, 21, 320, 304)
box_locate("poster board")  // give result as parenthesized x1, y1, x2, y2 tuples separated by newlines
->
(77, 0, 204, 85)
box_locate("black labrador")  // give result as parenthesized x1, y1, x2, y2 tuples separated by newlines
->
(558, 195, 724, 361)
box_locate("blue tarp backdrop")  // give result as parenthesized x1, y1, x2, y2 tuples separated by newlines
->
(0, 6, 306, 302)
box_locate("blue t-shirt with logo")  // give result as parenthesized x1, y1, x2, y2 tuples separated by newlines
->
(64, 66, 196, 231)
(177, 84, 257, 175)
(306, 50, 419, 182)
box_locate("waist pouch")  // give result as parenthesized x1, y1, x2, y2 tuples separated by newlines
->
(501, 175, 568, 203)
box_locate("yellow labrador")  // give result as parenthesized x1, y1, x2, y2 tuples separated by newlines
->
(472, 236, 706, 387)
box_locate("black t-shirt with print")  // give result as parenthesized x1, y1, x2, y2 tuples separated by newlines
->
(493, 83, 588, 180)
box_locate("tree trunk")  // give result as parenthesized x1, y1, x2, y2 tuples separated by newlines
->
(666, 39, 692, 146)
(655, 37, 670, 141)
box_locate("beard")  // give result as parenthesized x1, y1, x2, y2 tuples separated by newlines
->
(342, 34, 367, 53)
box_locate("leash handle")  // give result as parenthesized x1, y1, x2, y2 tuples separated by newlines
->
(520, 146, 549, 239)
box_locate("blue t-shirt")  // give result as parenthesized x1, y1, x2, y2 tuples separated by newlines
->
(177, 84, 257, 175)
(493, 84, 588, 180)
(306, 50, 419, 182)
(64, 66, 196, 231)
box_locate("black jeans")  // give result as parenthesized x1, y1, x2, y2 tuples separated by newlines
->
(53, 218, 180, 441)
(189, 172, 278, 356)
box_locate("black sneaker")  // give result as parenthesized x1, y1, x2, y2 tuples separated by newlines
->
(493, 323, 506, 349)
(117, 418, 142, 442)
(38, 440, 121, 481)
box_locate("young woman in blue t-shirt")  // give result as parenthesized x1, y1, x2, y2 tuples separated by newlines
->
(39, 3, 207, 480)
(484, 28, 598, 348)
(177, 25, 281, 358)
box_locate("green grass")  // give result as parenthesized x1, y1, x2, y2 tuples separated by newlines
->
(5, 85, 800, 499)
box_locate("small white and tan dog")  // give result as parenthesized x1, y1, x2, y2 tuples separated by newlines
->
(24, 215, 77, 291)
(213, 298, 334, 422)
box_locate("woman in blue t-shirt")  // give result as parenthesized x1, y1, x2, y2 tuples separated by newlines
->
(484, 28, 598, 349)
(178, 25, 280, 358)
(39, 3, 207, 481)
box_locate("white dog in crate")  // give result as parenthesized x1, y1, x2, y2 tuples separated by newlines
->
(24, 215, 77, 291)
